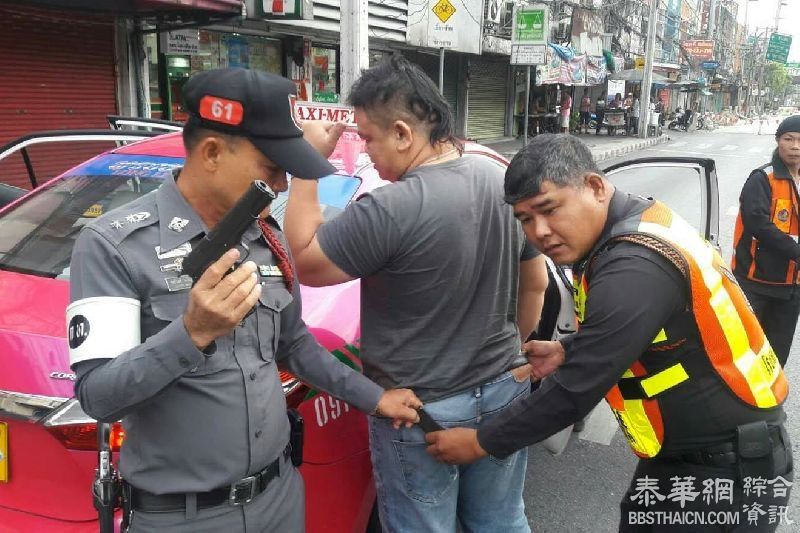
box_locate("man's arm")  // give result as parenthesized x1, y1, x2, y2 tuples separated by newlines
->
(426, 245, 686, 462)
(740, 170, 800, 260)
(517, 254, 548, 341)
(284, 179, 355, 287)
(71, 228, 206, 422)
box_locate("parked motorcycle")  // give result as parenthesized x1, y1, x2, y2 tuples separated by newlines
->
(668, 108, 695, 132)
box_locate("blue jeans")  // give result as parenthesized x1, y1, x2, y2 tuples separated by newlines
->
(368, 370, 531, 533)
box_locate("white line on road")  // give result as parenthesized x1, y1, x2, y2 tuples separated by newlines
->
(726, 204, 739, 216)
(720, 145, 738, 151)
(670, 141, 688, 147)
(578, 402, 619, 446)
(748, 146, 763, 153)
(695, 143, 713, 150)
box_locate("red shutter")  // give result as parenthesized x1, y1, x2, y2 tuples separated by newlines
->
(0, 6, 118, 189)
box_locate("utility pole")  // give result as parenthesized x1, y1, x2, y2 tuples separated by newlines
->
(773, 0, 782, 32)
(340, 0, 369, 103)
(707, 0, 716, 38)
(638, 0, 658, 138)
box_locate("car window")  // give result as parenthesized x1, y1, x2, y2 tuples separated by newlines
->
(0, 154, 362, 279)
(604, 162, 708, 238)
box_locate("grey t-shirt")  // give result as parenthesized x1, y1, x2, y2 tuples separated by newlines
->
(317, 153, 538, 402)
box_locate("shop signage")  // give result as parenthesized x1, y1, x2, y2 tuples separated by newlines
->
(249, 0, 312, 19)
(681, 39, 714, 61)
(765, 33, 792, 64)
(407, 0, 481, 54)
(701, 60, 720, 70)
(786, 63, 800, 77)
(164, 30, 199, 56)
(294, 101, 354, 123)
(634, 57, 645, 69)
(510, 4, 548, 65)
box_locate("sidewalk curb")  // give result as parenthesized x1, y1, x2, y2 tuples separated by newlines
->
(591, 135, 669, 163)
(497, 135, 669, 162)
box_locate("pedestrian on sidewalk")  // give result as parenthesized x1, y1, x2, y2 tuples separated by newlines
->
(630, 95, 640, 135)
(284, 54, 547, 533)
(426, 134, 792, 533)
(561, 87, 572, 134)
(595, 92, 606, 135)
(732, 115, 800, 367)
(579, 89, 591, 135)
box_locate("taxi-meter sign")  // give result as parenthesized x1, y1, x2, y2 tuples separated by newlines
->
(432, 0, 455, 23)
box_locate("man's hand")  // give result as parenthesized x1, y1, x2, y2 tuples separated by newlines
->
(302, 121, 346, 160)
(183, 249, 261, 349)
(425, 428, 488, 464)
(376, 389, 423, 429)
(524, 340, 565, 380)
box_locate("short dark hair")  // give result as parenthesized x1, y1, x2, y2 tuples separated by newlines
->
(504, 134, 601, 204)
(182, 115, 240, 152)
(348, 54, 458, 147)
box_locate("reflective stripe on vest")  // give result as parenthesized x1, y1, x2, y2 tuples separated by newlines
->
(732, 166, 800, 284)
(576, 201, 788, 458)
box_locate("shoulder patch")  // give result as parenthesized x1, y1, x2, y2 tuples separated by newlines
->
(90, 192, 159, 244)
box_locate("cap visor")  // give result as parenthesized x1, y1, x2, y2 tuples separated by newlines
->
(252, 136, 336, 179)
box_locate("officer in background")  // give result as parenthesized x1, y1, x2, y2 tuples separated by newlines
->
(427, 134, 793, 532)
(733, 115, 800, 368)
(68, 68, 421, 532)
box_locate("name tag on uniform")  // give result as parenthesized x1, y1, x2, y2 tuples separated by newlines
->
(155, 243, 192, 260)
(165, 275, 193, 292)
(259, 265, 283, 277)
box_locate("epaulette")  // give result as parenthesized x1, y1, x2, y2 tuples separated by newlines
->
(90, 192, 160, 245)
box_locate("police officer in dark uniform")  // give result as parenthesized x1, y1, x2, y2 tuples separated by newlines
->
(733, 115, 800, 368)
(67, 68, 421, 532)
(426, 134, 793, 531)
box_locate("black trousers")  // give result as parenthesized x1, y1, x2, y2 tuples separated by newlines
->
(744, 289, 800, 368)
(596, 111, 605, 133)
(619, 426, 793, 532)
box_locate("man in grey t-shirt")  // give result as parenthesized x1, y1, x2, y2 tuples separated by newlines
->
(285, 55, 547, 532)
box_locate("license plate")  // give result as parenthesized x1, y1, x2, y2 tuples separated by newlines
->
(0, 422, 7, 482)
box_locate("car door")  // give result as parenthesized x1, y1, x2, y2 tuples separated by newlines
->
(603, 157, 719, 247)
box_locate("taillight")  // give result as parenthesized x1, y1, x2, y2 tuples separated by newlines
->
(42, 398, 125, 451)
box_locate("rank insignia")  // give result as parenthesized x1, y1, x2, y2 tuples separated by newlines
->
(259, 265, 283, 277)
(168, 217, 190, 233)
(125, 212, 151, 224)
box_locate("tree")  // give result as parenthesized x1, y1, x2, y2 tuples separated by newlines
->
(764, 63, 791, 107)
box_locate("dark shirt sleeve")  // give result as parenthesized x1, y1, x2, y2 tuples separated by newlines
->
(71, 227, 205, 423)
(520, 238, 541, 261)
(477, 243, 687, 458)
(740, 170, 800, 260)
(316, 193, 402, 278)
(277, 258, 384, 414)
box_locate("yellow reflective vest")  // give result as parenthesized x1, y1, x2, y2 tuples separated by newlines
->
(574, 201, 788, 458)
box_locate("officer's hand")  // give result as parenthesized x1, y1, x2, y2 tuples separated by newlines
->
(302, 121, 346, 161)
(184, 249, 261, 349)
(425, 428, 488, 464)
(523, 340, 565, 380)
(376, 389, 423, 429)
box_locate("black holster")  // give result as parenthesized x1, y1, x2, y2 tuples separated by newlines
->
(287, 408, 304, 467)
(737, 421, 776, 480)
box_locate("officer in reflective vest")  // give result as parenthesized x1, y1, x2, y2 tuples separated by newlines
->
(733, 115, 800, 367)
(426, 134, 793, 532)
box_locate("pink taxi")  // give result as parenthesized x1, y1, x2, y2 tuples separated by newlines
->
(0, 124, 508, 532)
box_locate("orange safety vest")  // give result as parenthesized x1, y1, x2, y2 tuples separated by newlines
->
(575, 201, 788, 459)
(732, 163, 800, 285)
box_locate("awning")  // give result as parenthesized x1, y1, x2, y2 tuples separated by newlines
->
(11, 0, 242, 14)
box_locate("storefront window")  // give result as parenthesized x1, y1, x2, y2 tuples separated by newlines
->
(156, 30, 283, 121)
(310, 46, 338, 103)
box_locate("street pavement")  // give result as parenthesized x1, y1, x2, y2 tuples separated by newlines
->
(519, 119, 800, 532)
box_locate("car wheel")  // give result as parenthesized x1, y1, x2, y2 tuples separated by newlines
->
(366, 501, 382, 533)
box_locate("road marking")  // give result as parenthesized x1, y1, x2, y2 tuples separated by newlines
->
(748, 146, 762, 153)
(726, 204, 739, 216)
(720, 145, 737, 151)
(670, 141, 688, 147)
(577, 402, 618, 446)
(695, 143, 713, 150)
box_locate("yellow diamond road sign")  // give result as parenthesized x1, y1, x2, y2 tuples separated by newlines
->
(432, 0, 455, 23)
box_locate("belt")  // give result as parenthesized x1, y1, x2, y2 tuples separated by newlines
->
(661, 425, 783, 468)
(129, 445, 291, 512)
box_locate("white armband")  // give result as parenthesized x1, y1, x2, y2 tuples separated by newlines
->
(66, 297, 141, 365)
